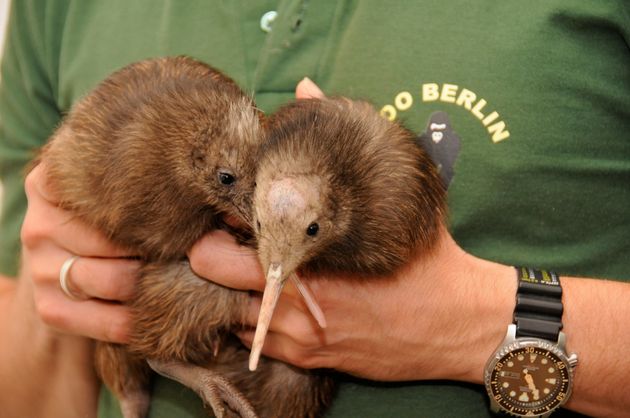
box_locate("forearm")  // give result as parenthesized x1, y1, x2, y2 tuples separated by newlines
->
(0, 272, 99, 418)
(560, 276, 629, 417)
(450, 252, 630, 417)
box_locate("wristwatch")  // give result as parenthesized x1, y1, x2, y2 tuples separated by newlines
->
(484, 267, 578, 417)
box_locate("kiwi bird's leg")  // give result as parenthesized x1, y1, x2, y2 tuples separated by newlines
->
(147, 359, 258, 418)
(95, 342, 152, 418)
(248, 263, 286, 371)
(119, 392, 151, 418)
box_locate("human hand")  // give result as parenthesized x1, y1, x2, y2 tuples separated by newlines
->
(190, 224, 513, 382)
(20, 162, 139, 343)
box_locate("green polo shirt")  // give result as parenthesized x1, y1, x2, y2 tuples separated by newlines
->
(1, 1, 627, 417)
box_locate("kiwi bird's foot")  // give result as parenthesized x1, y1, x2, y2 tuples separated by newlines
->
(118, 390, 151, 418)
(147, 359, 258, 418)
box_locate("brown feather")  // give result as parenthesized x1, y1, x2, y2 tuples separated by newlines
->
(39, 56, 333, 418)
(249, 96, 446, 377)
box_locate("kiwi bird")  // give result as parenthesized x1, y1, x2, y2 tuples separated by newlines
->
(38, 56, 333, 418)
(249, 97, 447, 371)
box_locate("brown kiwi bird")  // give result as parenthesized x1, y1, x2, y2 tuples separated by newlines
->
(37, 56, 334, 418)
(248, 97, 447, 371)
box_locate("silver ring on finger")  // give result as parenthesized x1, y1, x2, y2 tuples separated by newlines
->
(59, 255, 86, 300)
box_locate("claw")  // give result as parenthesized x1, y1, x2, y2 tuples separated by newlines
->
(147, 359, 258, 418)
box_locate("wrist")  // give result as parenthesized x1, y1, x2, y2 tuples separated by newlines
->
(457, 259, 516, 383)
(483, 268, 579, 417)
(418, 232, 516, 383)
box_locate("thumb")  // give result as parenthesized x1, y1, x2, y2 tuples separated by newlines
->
(295, 77, 325, 99)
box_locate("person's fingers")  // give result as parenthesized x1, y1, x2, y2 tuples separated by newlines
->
(245, 293, 311, 329)
(188, 229, 264, 291)
(62, 256, 139, 302)
(295, 77, 325, 99)
(25, 235, 139, 302)
(25, 248, 136, 340)
(22, 163, 137, 343)
(237, 328, 330, 370)
(34, 285, 131, 343)
(244, 291, 325, 347)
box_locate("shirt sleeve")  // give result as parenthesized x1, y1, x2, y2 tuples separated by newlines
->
(0, 1, 68, 276)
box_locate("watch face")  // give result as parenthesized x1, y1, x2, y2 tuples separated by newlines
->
(486, 340, 573, 416)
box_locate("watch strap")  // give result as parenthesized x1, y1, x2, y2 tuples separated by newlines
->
(514, 267, 563, 341)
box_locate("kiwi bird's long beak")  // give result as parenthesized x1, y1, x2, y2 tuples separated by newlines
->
(249, 262, 285, 371)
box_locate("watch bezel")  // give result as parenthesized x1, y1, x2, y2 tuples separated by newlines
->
(484, 327, 576, 417)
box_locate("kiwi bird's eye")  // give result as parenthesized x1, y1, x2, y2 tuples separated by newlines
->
(306, 222, 319, 237)
(218, 171, 236, 186)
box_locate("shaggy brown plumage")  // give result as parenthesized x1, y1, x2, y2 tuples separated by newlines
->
(249, 97, 447, 370)
(38, 56, 334, 418)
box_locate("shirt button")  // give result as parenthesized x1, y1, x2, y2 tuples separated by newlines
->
(260, 11, 277, 33)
